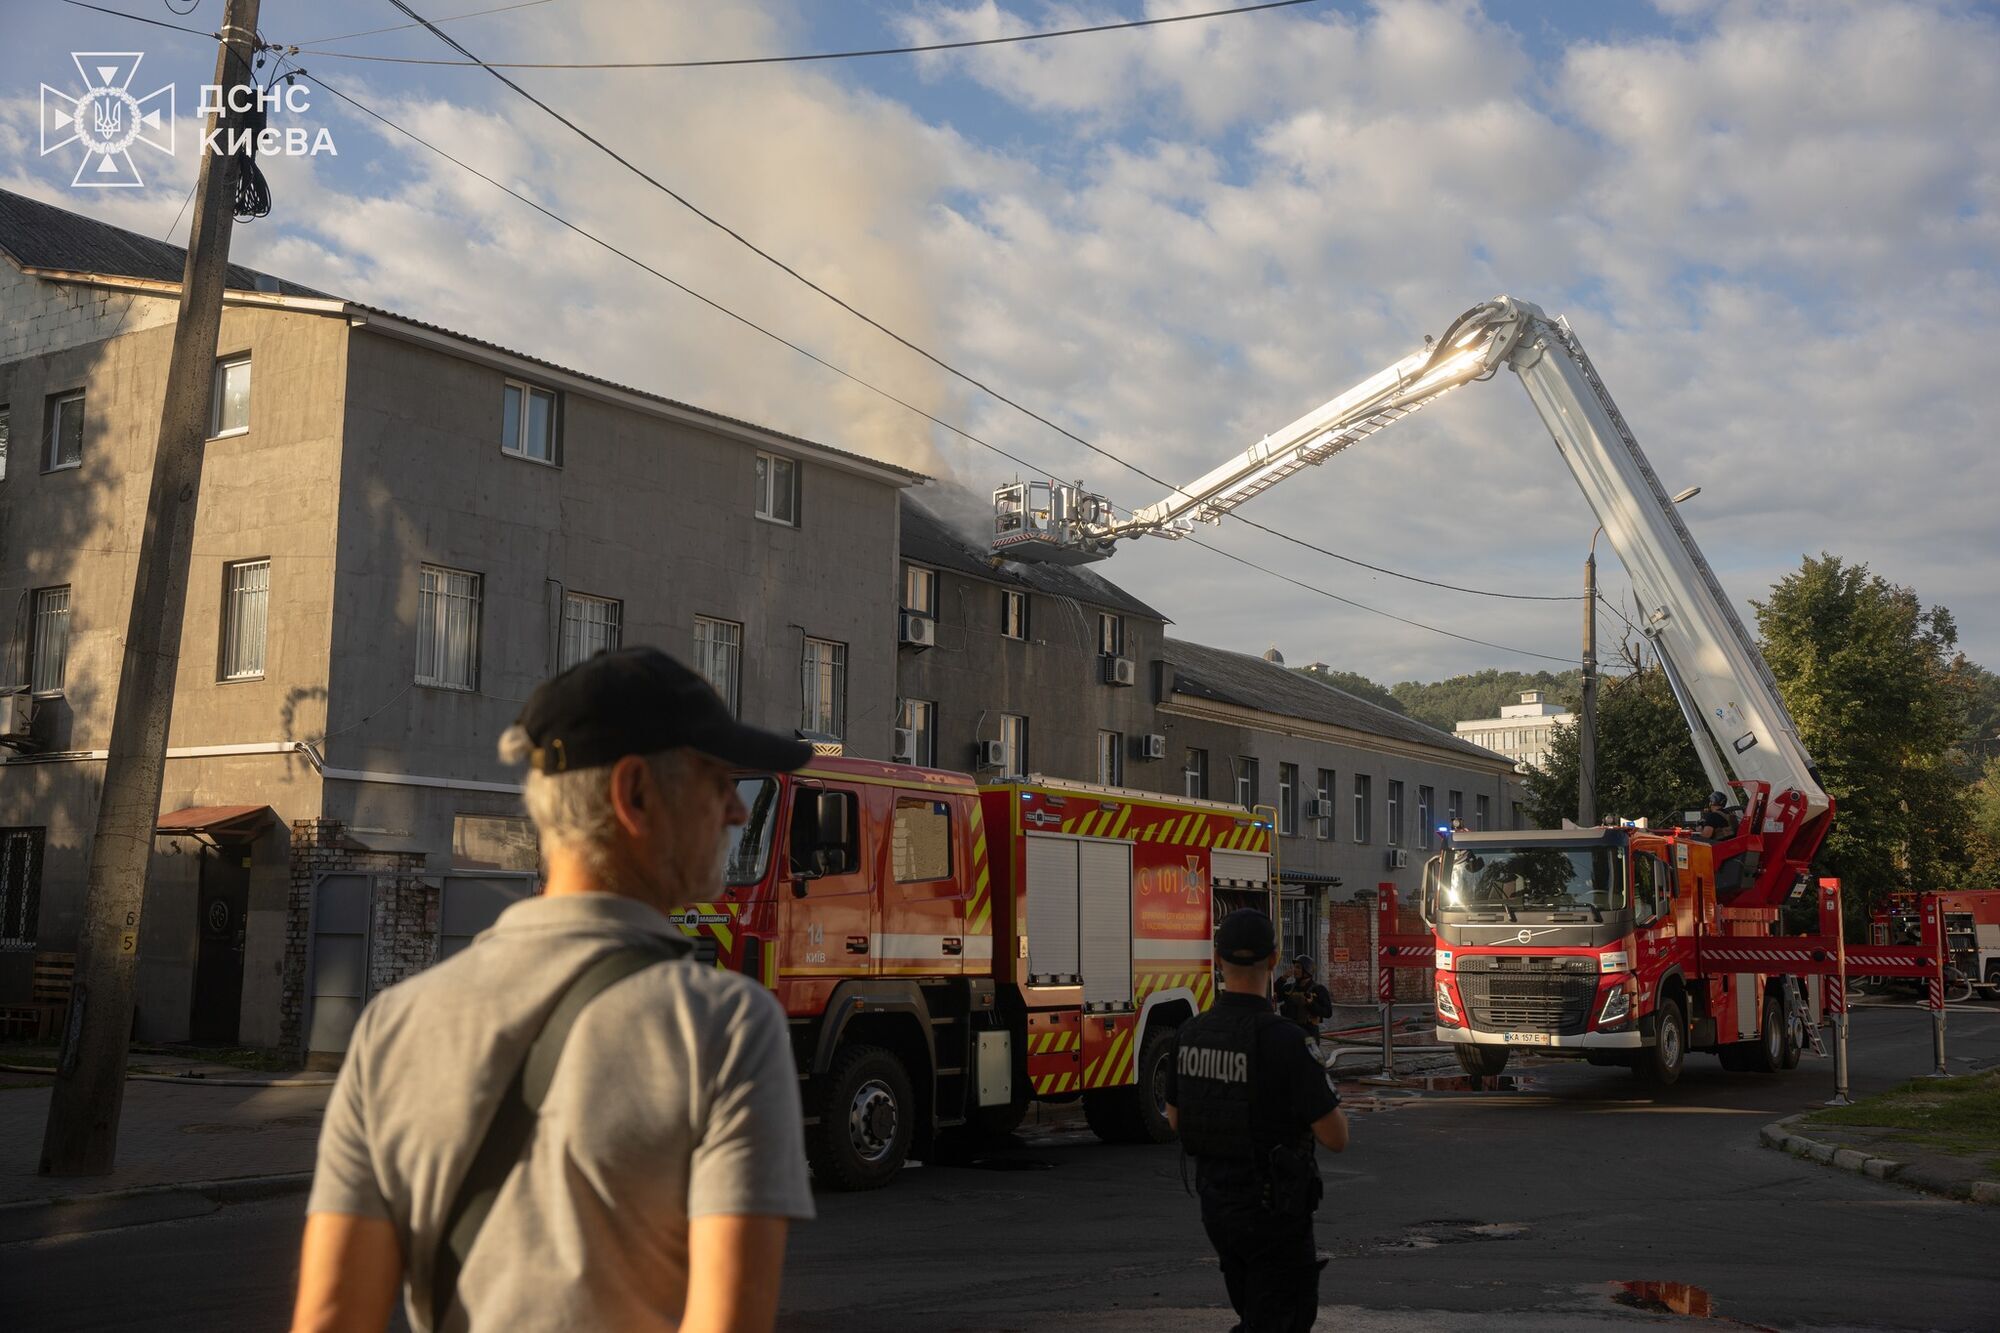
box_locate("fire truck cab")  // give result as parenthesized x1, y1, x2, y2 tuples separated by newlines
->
(696, 756, 1271, 1188)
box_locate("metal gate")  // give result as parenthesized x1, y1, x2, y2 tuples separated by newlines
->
(304, 872, 375, 1056)
(437, 873, 538, 961)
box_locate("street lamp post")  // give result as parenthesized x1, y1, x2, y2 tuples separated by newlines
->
(1578, 486, 1700, 826)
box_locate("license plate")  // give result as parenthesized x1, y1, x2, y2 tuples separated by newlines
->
(1503, 1031, 1552, 1046)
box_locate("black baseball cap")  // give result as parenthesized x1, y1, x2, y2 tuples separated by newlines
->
(1215, 909, 1277, 966)
(512, 646, 812, 775)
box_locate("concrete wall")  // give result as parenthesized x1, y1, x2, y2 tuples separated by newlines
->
(895, 562, 1169, 784)
(0, 281, 345, 1029)
(318, 328, 908, 860)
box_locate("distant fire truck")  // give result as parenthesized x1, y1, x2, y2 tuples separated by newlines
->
(1872, 891, 1999, 999)
(678, 761, 1273, 1189)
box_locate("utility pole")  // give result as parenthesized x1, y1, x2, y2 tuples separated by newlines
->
(1578, 541, 1598, 828)
(41, 0, 262, 1176)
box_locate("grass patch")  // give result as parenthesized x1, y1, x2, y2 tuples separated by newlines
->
(1804, 1071, 2000, 1161)
(0, 1044, 58, 1069)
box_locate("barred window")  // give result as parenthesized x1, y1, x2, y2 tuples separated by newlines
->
(220, 560, 269, 680)
(31, 587, 70, 694)
(0, 829, 43, 950)
(416, 565, 481, 690)
(560, 593, 621, 670)
(694, 616, 742, 715)
(802, 637, 845, 737)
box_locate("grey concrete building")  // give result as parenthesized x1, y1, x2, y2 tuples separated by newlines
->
(0, 189, 919, 1054)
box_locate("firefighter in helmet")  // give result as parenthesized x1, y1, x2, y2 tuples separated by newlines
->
(1165, 909, 1350, 1332)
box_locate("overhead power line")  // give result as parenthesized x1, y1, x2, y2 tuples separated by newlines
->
(59, 0, 214, 37)
(295, 0, 1326, 67)
(298, 0, 556, 47)
(369, 1, 1581, 609)
(300, 72, 1575, 668)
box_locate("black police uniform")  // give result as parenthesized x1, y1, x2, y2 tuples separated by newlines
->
(1167, 991, 1341, 1331)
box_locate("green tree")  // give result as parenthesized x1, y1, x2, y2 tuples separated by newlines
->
(1522, 662, 1706, 829)
(1753, 554, 1972, 916)
(1294, 665, 1405, 715)
(1965, 757, 2000, 888)
(1389, 668, 1582, 733)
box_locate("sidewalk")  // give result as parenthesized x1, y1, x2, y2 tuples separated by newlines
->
(0, 1054, 330, 1240)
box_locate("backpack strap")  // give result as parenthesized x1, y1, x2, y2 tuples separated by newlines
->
(428, 941, 676, 1329)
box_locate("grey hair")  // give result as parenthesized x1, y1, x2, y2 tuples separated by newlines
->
(498, 725, 692, 876)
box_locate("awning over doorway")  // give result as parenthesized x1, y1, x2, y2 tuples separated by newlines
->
(155, 804, 273, 841)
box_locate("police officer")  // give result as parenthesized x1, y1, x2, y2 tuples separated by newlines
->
(1166, 910, 1349, 1333)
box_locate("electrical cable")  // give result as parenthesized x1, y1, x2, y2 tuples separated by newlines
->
(295, 0, 1326, 67)
(300, 72, 1578, 668)
(299, 0, 555, 46)
(59, 0, 213, 37)
(362, 2, 1583, 606)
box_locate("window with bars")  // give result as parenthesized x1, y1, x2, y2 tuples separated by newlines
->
(211, 355, 251, 437)
(30, 587, 70, 694)
(220, 560, 269, 680)
(1184, 748, 1209, 800)
(1097, 730, 1124, 787)
(502, 379, 558, 463)
(755, 452, 799, 525)
(1000, 590, 1028, 640)
(0, 829, 43, 950)
(802, 637, 846, 737)
(415, 566, 481, 691)
(1278, 763, 1298, 836)
(45, 391, 83, 470)
(694, 616, 742, 715)
(560, 593, 621, 670)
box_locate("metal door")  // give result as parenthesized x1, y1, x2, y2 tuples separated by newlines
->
(436, 873, 537, 961)
(305, 873, 373, 1056)
(190, 850, 249, 1044)
(1077, 841, 1133, 1010)
(1025, 834, 1080, 983)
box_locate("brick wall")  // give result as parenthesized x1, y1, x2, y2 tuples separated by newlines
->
(280, 818, 432, 1058)
(1324, 898, 1431, 1005)
(0, 264, 177, 361)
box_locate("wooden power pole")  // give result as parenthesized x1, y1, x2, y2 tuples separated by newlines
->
(41, 0, 263, 1176)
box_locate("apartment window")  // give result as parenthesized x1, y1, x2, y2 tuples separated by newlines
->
(693, 616, 742, 714)
(451, 814, 538, 873)
(30, 587, 71, 695)
(899, 698, 937, 766)
(219, 560, 270, 680)
(1512, 801, 1524, 830)
(1000, 713, 1028, 775)
(0, 829, 44, 950)
(1233, 756, 1258, 810)
(1184, 748, 1209, 800)
(415, 565, 481, 691)
(903, 564, 936, 615)
(755, 451, 799, 525)
(1, 403, 12, 480)
(1000, 590, 1028, 640)
(560, 593, 621, 670)
(1387, 780, 1404, 847)
(1278, 763, 1298, 837)
(1449, 790, 1464, 825)
(211, 355, 251, 437)
(1098, 612, 1123, 656)
(1476, 794, 1492, 831)
(1097, 730, 1124, 787)
(45, 390, 83, 470)
(1315, 769, 1335, 840)
(1419, 786, 1436, 846)
(501, 379, 558, 463)
(801, 637, 846, 737)
(893, 797, 953, 882)
(1352, 774, 1373, 844)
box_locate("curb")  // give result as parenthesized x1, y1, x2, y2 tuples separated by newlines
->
(0, 1063, 333, 1089)
(1759, 1115, 2000, 1204)
(0, 1170, 313, 1243)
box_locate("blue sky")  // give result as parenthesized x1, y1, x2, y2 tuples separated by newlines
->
(5, 1, 1997, 684)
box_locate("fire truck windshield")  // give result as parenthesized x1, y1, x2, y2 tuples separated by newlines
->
(1441, 845, 1627, 919)
(724, 777, 780, 886)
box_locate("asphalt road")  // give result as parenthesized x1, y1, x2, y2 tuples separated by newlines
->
(6, 1003, 1997, 1332)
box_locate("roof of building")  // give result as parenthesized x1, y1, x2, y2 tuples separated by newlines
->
(0, 187, 924, 483)
(1163, 638, 1511, 764)
(900, 491, 1169, 623)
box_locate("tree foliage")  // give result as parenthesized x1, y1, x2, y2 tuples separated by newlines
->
(1753, 554, 1973, 912)
(1389, 668, 1583, 734)
(1293, 665, 1405, 715)
(1521, 663, 1706, 829)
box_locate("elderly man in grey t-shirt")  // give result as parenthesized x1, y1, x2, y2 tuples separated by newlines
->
(293, 647, 815, 1332)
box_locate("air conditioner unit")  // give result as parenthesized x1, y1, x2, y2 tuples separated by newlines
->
(0, 693, 36, 747)
(1137, 733, 1167, 761)
(1101, 655, 1136, 687)
(899, 611, 937, 649)
(891, 727, 917, 763)
(975, 739, 1008, 769)
(1386, 848, 1409, 870)
(1303, 798, 1333, 820)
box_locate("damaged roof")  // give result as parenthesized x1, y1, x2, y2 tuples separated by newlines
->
(900, 491, 1169, 623)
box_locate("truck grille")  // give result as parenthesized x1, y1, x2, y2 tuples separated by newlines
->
(1454, 957, 1597, 1034)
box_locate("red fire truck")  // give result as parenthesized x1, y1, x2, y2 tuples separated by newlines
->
(1872, 890, 2000, 999)
(673, 759, 1273, 1189)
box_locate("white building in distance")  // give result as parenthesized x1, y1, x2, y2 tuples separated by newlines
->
(1454, 690, 1571, 770)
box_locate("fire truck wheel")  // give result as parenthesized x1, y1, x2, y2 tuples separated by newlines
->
(1636, 998, 1685, 1088)
(1753, 992, 1787, 1073)
(807, 1044, 914, 1191)
(1083, 1026, 1178, 1144)
(1453, 1044, 1510, 1078)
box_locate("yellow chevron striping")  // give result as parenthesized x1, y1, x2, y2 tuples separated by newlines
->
(973, 834, 988, 863)
(1084, 1057, 1102, 1086)
(968, 901, 991, 933)
(1198, 825, 1214, 847)
(1110, 803, 1132, 839)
